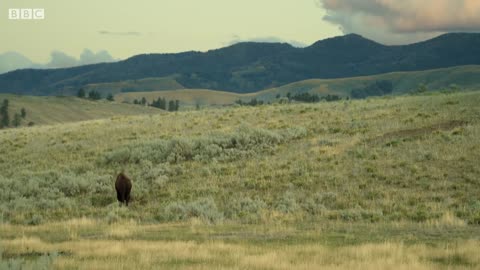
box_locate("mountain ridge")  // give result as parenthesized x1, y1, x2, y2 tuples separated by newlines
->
(2, 33, 480, 95)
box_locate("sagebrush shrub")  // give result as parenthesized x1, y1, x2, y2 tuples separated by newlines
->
(225, 197, 267, 223)
(161, 197, 223, 223)
(103, 126, 307, 165)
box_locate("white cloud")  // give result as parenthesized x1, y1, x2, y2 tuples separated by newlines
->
(45, 49, 115, 68)
(317, 0, 480, 44)
(0, 49, 116, 73)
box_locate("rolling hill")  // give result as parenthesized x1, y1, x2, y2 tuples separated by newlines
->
(115, 89, 254, 107)
(0, 94, 163, 126)
(81, 76, 185, 96)
(256, 65, 480, 99)
(1, 90, 479, 231)
(2, 33, 480, 95)
(113, 65, 480, 106)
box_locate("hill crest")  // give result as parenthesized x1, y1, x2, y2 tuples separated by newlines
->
(2, 33, 480, 95)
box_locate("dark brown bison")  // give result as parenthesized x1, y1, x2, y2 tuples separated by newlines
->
(115, 173, 132, 206)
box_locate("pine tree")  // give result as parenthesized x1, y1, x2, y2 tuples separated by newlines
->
(21, 108, 26, 118)
(168, 100, 175, 111)
(88, 90, 101, 100)
(12, 113, 22, 127)
(141, 97, 147, 106)
(77, 88, 86, 98)
(107, 93, 114, 101)
(159, 98, 166, 110)
(0, 99, 10, 128)
(175, 100, 180, 111)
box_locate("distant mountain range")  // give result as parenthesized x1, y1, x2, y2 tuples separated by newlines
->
(0, 49, 116, 75)
(2, 33, 480, 95)
(0, 52, 35, 74)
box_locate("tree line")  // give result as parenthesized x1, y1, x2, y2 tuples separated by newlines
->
(77, 88, 114, 101)
(235, 92, 343, 107)
(0, 99, 28, 129)
(77, 89, 180, 111)
(133, 97, 180, 111)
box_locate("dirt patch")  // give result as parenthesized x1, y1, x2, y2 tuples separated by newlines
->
(369, 120, 467, 144)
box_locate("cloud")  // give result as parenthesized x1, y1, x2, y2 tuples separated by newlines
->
(227, 35, 308, 47)
(98, 30, 141, 36)
(79, 49, 115, 65)
(46, 49, 115, 68)
(0, 49, 116, 73)
(46, 51, 78, 68)
(317, 0, 480, 44)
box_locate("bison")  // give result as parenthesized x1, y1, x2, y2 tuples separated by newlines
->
(115, 173, 132, 206)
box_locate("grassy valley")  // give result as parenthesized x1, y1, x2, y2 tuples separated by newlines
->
(1, 90, 479, 268)
(0, 94, 162, 126)
(114, 65, 480, 107)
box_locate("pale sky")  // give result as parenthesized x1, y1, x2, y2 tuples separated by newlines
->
(0, 0, 342, 63)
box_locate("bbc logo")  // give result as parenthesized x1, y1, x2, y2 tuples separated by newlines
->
(8, 9, 45, 20)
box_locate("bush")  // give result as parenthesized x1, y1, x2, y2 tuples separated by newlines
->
(105, 205, 130, 224)
(314, 192, 338, 209)
(302, 198, 326, 216)
(26, 214, 43, 225)
(0, 171, 113, 221)
(103, 126, 307, 165)
(161, 197, 223, 224)
(275, 191, 298, 214)
(225, 197, 267, 223)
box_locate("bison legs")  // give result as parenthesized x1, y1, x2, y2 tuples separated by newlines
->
(125, 193, 131, 206)
(116, 190, 128, 206)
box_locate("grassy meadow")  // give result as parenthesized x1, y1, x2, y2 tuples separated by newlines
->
(1, 90, 480, 269)
(0, 94, 163, 126)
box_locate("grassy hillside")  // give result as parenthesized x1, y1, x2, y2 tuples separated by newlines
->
(76, 76, 185, 97)
(115, 89, 257, 107)
(257, 65, 480, 99)
(114, 65, 480, 106)
(0, 94, 163, 126)
(1, 90, 479, 223)
(1, 91, 479, 268)
(78, 65, 480, 102)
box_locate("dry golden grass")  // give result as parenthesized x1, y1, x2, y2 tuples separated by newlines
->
(424, 212, 467, 228)
(2, 234, 479, 269)
(2, 220, 480, 269)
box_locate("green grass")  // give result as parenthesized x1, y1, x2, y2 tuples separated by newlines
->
(0, 94, 163, 126)
(1, 90, 479, 224)
(0, 90, 479, 269)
